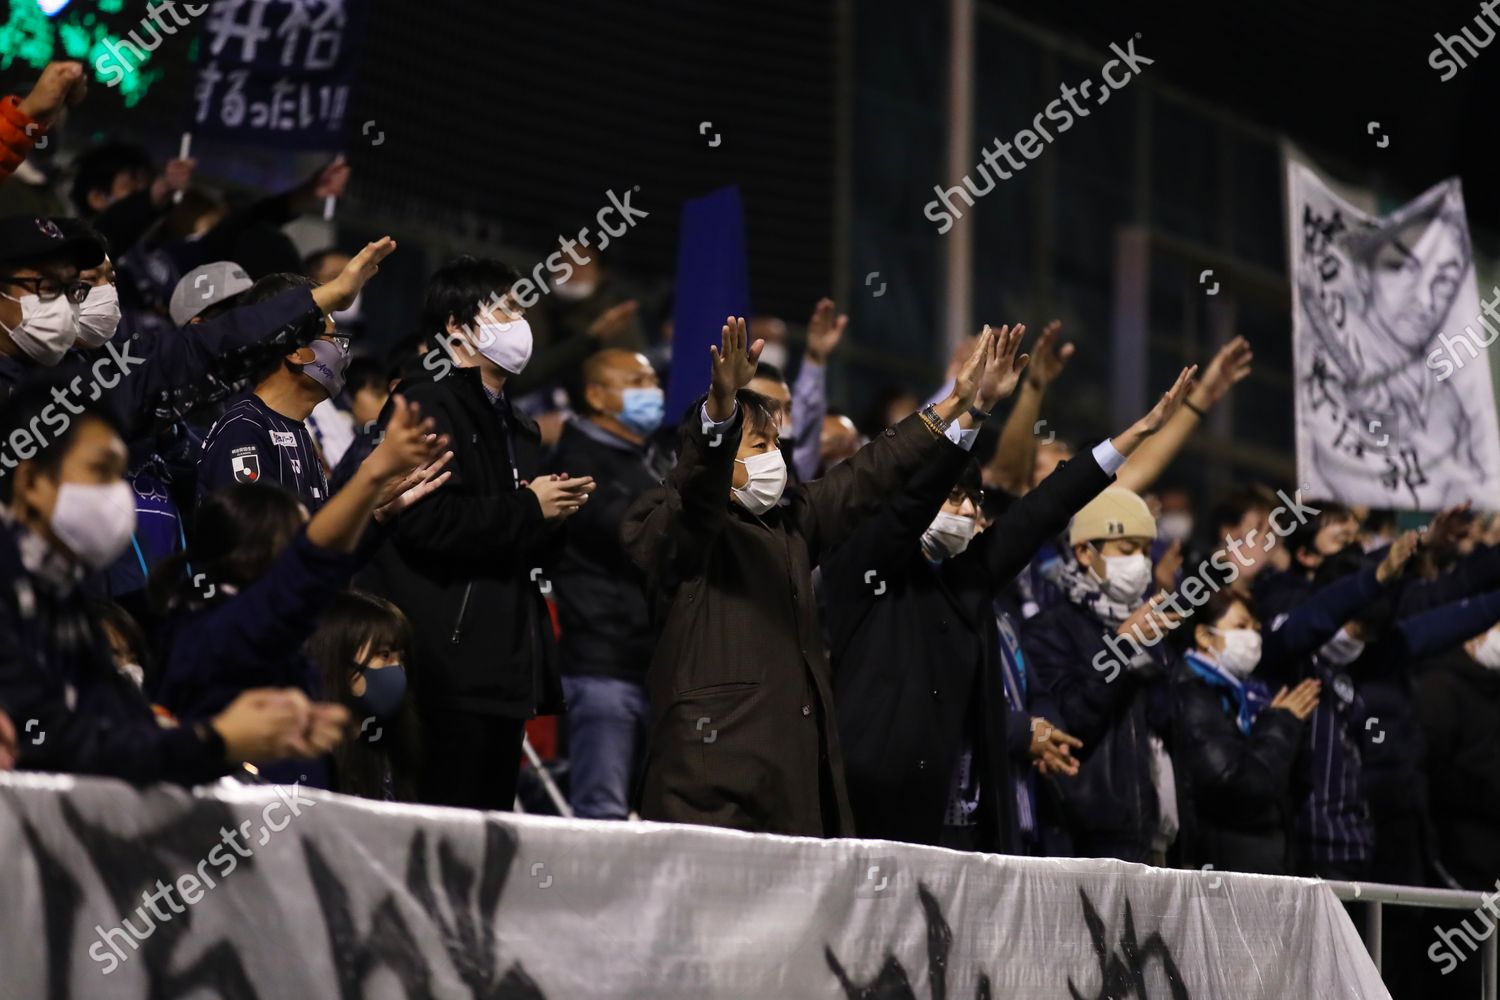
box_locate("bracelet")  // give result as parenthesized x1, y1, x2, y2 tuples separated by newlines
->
(968, 405, 991, 422)
(1184, 399, 1207, 418)
(920, 404, 949, 435)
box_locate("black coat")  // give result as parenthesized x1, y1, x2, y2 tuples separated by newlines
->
(1419, 653, 1500, 890)
(548, 420, 668, 682)
(825, 448, 1111, 849)
(622, 407, 945, 837)
(1171, 663, 1304, 874)
(359, 367, 563, 718)
(1023, 599, 1168, 860)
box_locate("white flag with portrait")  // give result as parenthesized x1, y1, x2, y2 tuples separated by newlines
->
(1287, 156, 1500, 508)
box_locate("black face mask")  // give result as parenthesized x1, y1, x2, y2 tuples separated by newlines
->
(353, 663, 407, 722)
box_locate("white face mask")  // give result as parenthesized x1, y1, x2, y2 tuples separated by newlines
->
(1095, 550, 1152, 604)
(553, 278, 597, 302)
(732, 449, 788, 515)
(758, 341, 788, 371)
(1159, 511, 1193, 543)
(922, 511, 975, 560)
(473, 316, 534, 374)
(50, 480, 136, 570)
(1320, 626, 1366, 666)
(2, 291, 80, 365)
(1211, 627, 1263, 679)
(74, 283, 122, 348)
(1472, 629, 1500, 671)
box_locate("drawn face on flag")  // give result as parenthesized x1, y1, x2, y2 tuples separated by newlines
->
(1290, 162, 1500, 508)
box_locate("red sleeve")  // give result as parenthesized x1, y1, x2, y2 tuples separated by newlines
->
(0, 96, 44, 183)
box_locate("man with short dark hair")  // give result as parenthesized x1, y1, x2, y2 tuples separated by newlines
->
(363, 255, 596, 811)
(197, 273, 354, 512)
(550, 347, 670, 818)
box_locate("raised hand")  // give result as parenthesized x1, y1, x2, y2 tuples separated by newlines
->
(805, 297, 848, 364)
(587, 300, 640, 341)
(1110, 365, 1199, 460)
(974, 323, 1030, 412)
(1377, 529, 1421, 583)
(365, 395, 443, 483)
(708, 316, 763, 420)
(18, 61, 87, 125)
(374, 449, 455, 521)
(1189, 336, 1253, 411)
(1270, 679, 1322, 721)
(1427, 501, 1475, 554)
(943, 324, 1003, 419)
(150, 157, 196, 206)
(312, 237, 395, 314)
(1025, 320, 1074, 390)
(527, 472, 596, 520)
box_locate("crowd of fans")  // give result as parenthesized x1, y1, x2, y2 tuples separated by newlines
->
(2, 63, 1499, 937)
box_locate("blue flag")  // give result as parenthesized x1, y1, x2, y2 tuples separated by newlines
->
(665, 186, 750, 426)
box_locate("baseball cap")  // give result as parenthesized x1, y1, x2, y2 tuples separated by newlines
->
(170, 261, 254, 326)
(0, 215, 105, 270)
(1069, 487, 1157, 546)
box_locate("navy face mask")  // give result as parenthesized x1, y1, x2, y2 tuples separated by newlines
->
(354, 663, 407, 722)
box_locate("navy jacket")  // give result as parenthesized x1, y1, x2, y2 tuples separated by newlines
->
(0, 521, 229, 785)
(0, 287, 323, 439)
(152, 528, 363, 721)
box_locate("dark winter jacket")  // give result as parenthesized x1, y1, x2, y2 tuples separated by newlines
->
(1419, 652, 1500, 890)
(549, 419, 670, 682)
(622, 405, 948, 837)
(825, 447, 1111, 849)
(0, 519, 230, 786)
(1173, 566, 1385, 875)
(359, 366, 564, 719)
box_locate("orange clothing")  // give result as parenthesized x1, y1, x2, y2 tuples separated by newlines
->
(0, 96, 45, 187)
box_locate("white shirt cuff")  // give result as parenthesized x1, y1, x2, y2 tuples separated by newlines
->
(1091, 439, 1127, 475)
(945, 423, 978, 451)
(700, 401, 738, 435)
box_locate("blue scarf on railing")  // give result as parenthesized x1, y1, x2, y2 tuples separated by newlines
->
(1184, 650, 1272, 735)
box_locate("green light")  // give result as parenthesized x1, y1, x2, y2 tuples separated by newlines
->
(0, 3, 165, 104)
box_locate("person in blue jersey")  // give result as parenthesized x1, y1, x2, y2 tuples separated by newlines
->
(196, 268, 362, 513)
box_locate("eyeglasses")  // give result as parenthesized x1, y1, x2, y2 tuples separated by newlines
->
(327, 334, 352, 352)
(1, 275, 91, 304)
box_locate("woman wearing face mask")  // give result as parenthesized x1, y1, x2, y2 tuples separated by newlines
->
(149, 395, 449, 788)
(0, 380, 350, 783)
(1171, 535, 1416, 877)
(309, 590, 421, 801)
(621, 319, 1014, 837)
(823, 342, 1198, 853)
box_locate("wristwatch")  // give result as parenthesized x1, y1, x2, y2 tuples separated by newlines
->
(920, 404, 950, 434)
(968, 404, 991, 422)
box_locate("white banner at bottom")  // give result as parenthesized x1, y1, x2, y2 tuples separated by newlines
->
(0, 772, 1387, 999)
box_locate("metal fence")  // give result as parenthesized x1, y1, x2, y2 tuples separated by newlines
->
(1327, 880, 1498, 999)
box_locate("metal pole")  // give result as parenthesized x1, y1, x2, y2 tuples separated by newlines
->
(941, 0, 975, 358)
(1483, 930, 1497, 1000)
(521, 734, 574, 818)
(1364, 901, 1383, 975)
